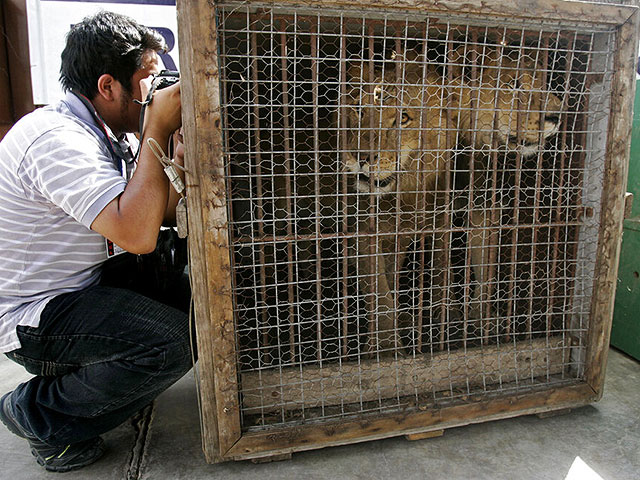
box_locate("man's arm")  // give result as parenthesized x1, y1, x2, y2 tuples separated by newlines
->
(91, 83, 182, 254)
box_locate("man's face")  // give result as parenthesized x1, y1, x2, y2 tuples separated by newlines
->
(118, 49, 161, 134)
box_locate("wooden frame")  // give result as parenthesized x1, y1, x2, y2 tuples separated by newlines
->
(0, 0, 34, 138)
(177, 0, 639, 463)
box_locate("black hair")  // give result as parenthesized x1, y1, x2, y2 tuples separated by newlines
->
(60, 11, 166, 99)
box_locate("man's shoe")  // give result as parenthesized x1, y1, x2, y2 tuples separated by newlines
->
(0, 391, 106, 472)
(31, 436, 106, 472)
(0, 391, 35, 441)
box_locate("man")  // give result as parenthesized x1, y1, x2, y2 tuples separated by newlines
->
(0, 11, 192, 472)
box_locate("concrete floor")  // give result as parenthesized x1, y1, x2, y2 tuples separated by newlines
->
(0, 348, 638, 480)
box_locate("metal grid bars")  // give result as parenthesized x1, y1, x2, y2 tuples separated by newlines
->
(214, 4, 616, 430)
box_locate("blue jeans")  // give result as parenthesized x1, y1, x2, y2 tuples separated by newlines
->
(5, 254, 195, 446)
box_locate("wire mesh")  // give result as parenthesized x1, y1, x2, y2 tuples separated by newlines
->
(214, 3, 616, 430)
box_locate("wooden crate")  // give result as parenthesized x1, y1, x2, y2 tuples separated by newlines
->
(176, 0, 639, 463)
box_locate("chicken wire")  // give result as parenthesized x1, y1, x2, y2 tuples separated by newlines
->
(214, 3, 615, 431)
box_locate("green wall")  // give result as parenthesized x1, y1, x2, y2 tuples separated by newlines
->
(611, 79, 640, 360)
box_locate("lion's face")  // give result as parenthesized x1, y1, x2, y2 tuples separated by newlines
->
(342, 48, 563, 195)
(343, 70, 427, 194)
(455, 48, 563, 157)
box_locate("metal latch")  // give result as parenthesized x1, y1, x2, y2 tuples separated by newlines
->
(176, 197, 188, 238)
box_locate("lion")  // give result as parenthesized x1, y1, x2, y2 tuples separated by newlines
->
(343, 45, 563, 352)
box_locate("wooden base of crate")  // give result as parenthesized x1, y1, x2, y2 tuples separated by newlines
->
(536, 408, 573, 419)
(222, 335, 583, 463)
(224, 382, 597, 463)
(404, 429, 445, 441)
(241, 336, 569, 413)
(250, 453, 292, 464)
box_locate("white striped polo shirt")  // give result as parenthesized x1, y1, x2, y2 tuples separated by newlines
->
(0, 92, 128, 352)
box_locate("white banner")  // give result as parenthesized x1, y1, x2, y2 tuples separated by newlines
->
(26, 0, 179, 105)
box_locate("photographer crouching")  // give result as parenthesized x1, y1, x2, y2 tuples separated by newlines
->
(0, 11, 194, 472)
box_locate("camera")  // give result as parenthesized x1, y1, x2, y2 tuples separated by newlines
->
(133, 69, 181, 160)
(152, 69, 180, 90)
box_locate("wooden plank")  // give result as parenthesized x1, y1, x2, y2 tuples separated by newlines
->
(250, 453, 293, 464)
(0, 2, 13, 125)
(0, 124, 12, 141)
(176, 0, 242, 462)
(225, 383, 597, 461)
(585, 10, 640, 398)
(235, 0, 635, 27)
(175, 0, 220, 463)
(405, 429, 444, 441)
(241, 336, 569, 412)
(3, 0, 33, 115)
(536, 408, 572, 419)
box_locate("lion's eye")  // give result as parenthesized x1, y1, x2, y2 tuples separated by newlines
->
(392, 112, 412, 127)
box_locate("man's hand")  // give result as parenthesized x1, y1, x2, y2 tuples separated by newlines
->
(143, 81, 182, 138)
(173, 129, 184, 163)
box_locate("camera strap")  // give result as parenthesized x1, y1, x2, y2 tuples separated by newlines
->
(69, 90, 135, 174)
(134, 81, 160, 142)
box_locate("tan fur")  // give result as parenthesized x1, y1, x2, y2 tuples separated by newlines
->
(343, 47, 563, 351)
